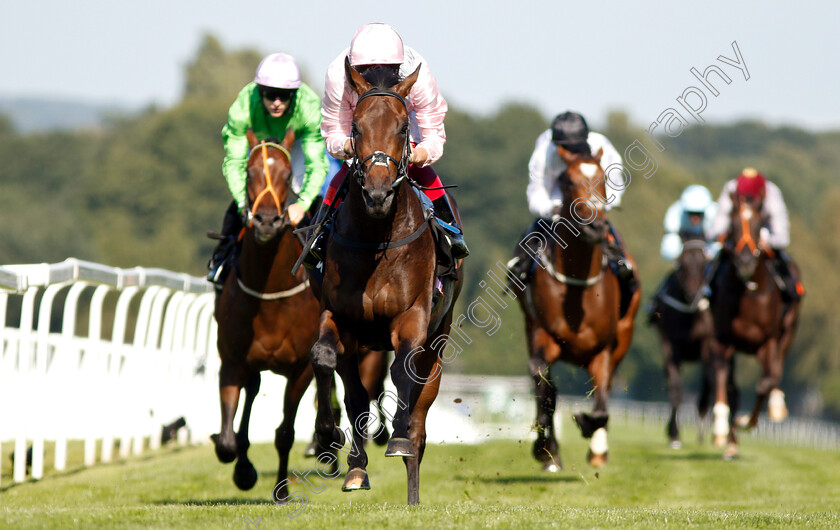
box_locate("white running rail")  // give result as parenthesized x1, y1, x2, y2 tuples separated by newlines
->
(0, 258, 218, 485)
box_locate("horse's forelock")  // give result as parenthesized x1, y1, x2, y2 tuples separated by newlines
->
(361, 67, 402, 90)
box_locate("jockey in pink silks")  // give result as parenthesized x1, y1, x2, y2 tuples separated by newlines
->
(302, 23, 468, 268)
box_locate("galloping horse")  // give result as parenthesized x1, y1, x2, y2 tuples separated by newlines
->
(212, 129, 322, 503)
(651, 236, 718, 448)
(516, 146, 641, 470)
(309, 59, 462, 505)
(709, 191, 802, 459)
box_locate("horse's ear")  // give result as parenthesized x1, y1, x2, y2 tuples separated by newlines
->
(281, 128, 295, 151)
(345, 56, 372, 96)
(594, 147, 604, 163)
(393, 64, 421, 98)
(246, 129, 258, 149)
(555, 144, 574, 164)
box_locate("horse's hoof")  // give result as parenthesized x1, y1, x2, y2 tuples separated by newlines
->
(341, 467, 370, 491)
(385, 437, 415, 457)
(303, 439, 318, 458)
(723, 443, 739, 461)
(543, 462, 561, 473)
(212, 434, 237, 464)
(735, 415, 751, 429)
(713, 434, 727, 448)
(768, 405, 788, 423)
(669, 440, 683, 450)
(233, 460, 258, 490)
(588, 450, 609, 468)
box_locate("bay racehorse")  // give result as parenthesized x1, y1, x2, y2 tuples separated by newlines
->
(212, 129, 323, 503)
(650, 235, 721, 448)
(709, 191, 802, 459)
(309, 59, 462, 505)
(516, 145, 641, 470)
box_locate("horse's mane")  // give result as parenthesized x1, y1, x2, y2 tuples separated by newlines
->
(361, 67, 402, 90)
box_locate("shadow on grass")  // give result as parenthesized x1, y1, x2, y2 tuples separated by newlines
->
(155, 498, 276, 506)
(456, 473, 584, 484)
(658, 451, 754, 462)
(0, 465, 92, 493)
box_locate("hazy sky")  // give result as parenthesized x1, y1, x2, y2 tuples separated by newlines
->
(2, 1, 837, 130)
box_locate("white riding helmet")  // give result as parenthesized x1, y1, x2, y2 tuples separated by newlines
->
(680, 185, 713, 213)
(254, 53, 301, 89)
(349, 23, 404, 66)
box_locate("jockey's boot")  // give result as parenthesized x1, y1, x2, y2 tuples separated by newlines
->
(506, 244, 534, 284)
(604, 222, 636, 284)
(300, 202, 331, 271)
(773, 249, 803, 301)
(206, 202, 242, 286)
(604, 221, 638, 314)
(432, 195, 469, 260)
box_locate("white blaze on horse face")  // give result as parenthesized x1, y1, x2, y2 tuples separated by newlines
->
(267, 158, 275, 166)
(590, 427, 608, 455)
(741, 207, 753, 220)
(579, 163, 599, 179)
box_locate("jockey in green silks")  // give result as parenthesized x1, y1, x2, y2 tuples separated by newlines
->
(208, 52, 328, 285)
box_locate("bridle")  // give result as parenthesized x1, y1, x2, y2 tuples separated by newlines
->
(350, 89, 412, 189)
(733, 202, 760, 256)
(235, 140, 308, 300)
(245, 141, 292, 228)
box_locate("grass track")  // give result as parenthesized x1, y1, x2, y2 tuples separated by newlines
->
(2, 417, 839, 529)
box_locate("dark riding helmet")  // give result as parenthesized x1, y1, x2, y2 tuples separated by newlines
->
(551, 111, 590, 154)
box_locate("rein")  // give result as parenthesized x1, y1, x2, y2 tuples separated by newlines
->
(539, 252, 607, 287)
(233, 140, 303, 299)
(332, 217, 429, 251)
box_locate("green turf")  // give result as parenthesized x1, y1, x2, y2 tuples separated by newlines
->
(2, 418, 839, 529)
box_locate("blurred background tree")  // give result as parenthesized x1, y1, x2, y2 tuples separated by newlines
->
(2, 36, 838, 419)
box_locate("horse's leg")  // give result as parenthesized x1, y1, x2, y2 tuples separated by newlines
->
(769, 302, 799, 422)
(746, 338, 782, 428)
(663, 337, 683, 449)
(710, 337, 738, 458)
(213, 361, 247, 464)
(400, 324, 447, 506)
(386, 307, 430, 459)
(273, 365, 313, 504)
(529, 327, 561, 471)
(232, 372, 260, 490)
(311, 310, 347, 455)
(576, 349, 612, 468)
(363, 350, 390, 446)
(336, 355, 371, 492)
(697, 347, 714, 444)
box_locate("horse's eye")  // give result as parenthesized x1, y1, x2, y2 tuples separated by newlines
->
(401, 123, 409, 135)
(351, 123, 359, 135)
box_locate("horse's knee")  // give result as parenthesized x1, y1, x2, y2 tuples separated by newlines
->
(311, 340, 337, 372)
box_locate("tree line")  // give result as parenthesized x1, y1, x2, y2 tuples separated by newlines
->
(2, 35, 838, 419)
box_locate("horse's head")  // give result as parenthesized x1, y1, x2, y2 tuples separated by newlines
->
(728, 191, 765, 282)
(676, 236, 708, 301)
(245, 129, 294, 243)
(345, 57, 420, 219)
(556, 145, 607, 245)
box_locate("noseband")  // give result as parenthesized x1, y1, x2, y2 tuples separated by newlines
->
(246, 141, 291, 228)
(351, 89, 411, 189)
